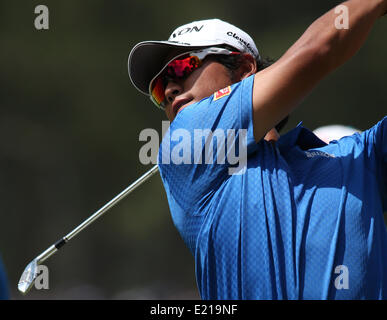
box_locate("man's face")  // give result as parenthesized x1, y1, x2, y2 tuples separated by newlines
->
(162, 58, 233, 122)
(161, 55, 280, 142)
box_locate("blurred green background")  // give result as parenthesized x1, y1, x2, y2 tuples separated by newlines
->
(0, 0, 385, 299)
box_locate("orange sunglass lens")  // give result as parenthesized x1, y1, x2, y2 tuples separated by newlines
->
(151, 77, 165, 106)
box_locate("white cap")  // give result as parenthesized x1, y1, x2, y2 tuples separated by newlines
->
(313, 125, 361, 143)
(128, 19, 260, 96)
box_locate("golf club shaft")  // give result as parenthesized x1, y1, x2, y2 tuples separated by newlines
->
(36, 164, 159, 264)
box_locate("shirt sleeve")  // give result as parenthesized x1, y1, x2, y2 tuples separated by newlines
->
(344, 117, 387, 211)
(358, 116, 387, 210)
(158, 74, 258, 215)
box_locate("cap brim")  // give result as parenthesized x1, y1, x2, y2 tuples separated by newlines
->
(128, 40, 225, 95)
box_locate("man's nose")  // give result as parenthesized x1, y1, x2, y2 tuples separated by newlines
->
(165, 81, 183, 104)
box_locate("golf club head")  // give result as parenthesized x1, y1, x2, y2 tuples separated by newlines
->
(18, 259, 39, 295)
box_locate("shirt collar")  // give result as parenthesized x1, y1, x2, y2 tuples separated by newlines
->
(277, 121, 327, 151)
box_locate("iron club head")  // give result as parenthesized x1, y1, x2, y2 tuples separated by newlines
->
(17, 165, 159, 295)
(18, 259, 39, 295)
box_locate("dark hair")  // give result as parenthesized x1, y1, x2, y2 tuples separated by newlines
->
(211, 49, 289, 133)
(209, 45, 274, 73)
(212, 54, 274, 78)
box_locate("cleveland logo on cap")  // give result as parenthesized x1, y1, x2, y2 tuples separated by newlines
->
(227, 31, 255, 56)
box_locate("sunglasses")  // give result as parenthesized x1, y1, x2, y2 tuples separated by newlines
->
(149, 47, 239, 109)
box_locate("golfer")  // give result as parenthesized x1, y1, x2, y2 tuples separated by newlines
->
(128, 0, 387, 299)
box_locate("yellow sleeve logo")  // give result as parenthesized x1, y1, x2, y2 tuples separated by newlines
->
(213, 86, 232, 101)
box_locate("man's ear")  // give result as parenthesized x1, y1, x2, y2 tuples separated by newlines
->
(237, 53, 257, 80)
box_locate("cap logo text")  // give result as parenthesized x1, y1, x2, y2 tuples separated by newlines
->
(172, 25, 204, 38)
(227, 31, 254, 56)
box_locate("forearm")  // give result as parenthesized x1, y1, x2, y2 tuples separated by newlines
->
(284, 0, 387, 71)
(253, 0, 387, 142)
(251, 0, 386, 142)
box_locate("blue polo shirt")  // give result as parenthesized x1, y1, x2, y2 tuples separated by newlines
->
(158, 75, 387, 299)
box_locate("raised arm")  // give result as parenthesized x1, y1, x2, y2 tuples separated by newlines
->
(251, 0, 387, 142)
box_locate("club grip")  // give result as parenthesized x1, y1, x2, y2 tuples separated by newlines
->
(54, 238, 67, 249)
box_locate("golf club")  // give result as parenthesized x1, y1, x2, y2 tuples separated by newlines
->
(18, 164, 159, 295)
